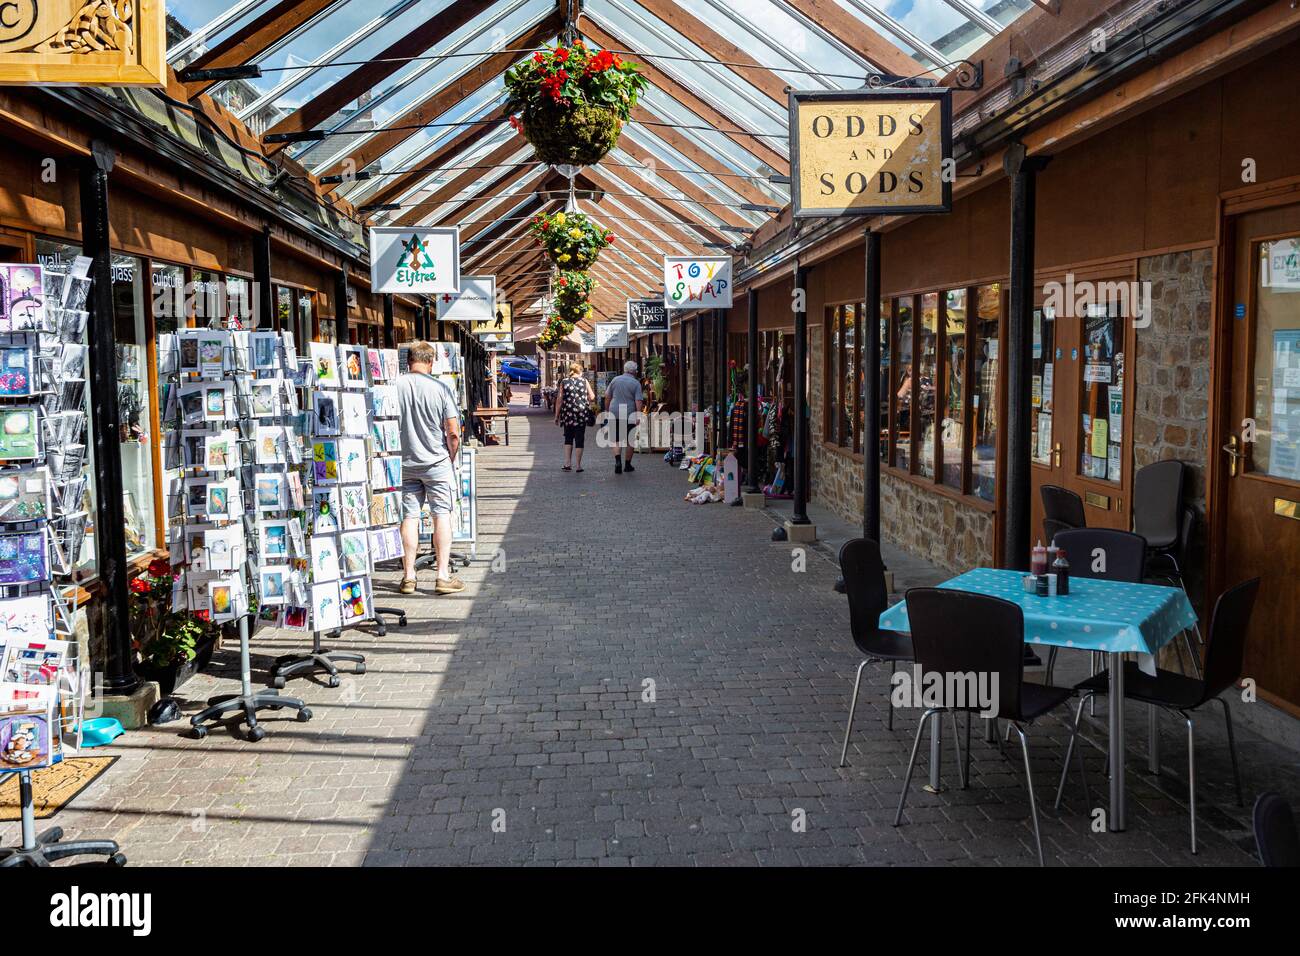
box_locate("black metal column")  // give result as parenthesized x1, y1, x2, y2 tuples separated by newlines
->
(80, 142, 138, 696)
(863, 230, 882, 543)
(791, 264, 811, 525)
(382, 294, 395, 348)
(253, 227, 273, 329)
(745, 290, 759, 493)
(334, 269, 349, 343)
(1003, 145, 1050, 571)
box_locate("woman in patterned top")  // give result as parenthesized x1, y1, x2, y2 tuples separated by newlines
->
(554, 362, 596, 472)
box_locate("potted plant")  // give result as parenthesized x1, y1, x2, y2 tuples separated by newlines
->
(130, 558, 219, 696)
(538, 313, 576, 351)
(529, 211, 613, 270)
(504, 42, 647, 166)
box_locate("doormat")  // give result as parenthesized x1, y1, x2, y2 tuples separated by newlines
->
(0, 756, 118, 821)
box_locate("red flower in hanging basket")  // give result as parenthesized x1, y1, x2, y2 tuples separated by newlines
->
(129, 577, 150, 595)
(554, 47, 570, 63)
(533, 51, 545, 63)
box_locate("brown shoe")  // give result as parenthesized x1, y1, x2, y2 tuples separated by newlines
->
(399, 579, 417, 594)
(434, 576, 465, 594)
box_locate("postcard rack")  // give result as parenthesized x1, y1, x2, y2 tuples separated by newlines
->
(159, 328, 313, 741)
(0, 258, 124, 865)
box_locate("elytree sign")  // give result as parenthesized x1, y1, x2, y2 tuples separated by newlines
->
(664, 256, 732, 309)
(0, 0, 166, 85)
(436, 275, 495, 325)
(627, 298, 669, 333)
(370, 226, 460, 294)
(789, 88, 952, 218)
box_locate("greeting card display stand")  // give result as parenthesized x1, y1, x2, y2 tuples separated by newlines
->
(270, 628, 365, 690)
(191, 615, 310, 741)
(1, 259, 123, 865)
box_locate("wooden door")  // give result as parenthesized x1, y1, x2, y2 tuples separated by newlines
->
(1222, 202, 1300, 712)
(1029, 304, 1071, 543)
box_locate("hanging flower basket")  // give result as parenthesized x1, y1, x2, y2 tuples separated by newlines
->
(554, 269, 597, 318)
(529, 211, 613, 270)
(505, 42, 647, 167)
(538, 313, 576, 351)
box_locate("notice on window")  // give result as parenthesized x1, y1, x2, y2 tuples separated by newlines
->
(1031, 375, 1042, 409)
(1091, 417, 1109, 461)
(1036, 413, 1052, 463)
(1108, 386, 1123, 443)
(1084, 363, 1111, 384)
(1042, 363, 1054, 414)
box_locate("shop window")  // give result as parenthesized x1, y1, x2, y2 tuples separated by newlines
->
(893, 297, 913, 471)
(941, 289, 967, 489)
(916, 293, 939, 479)
(297, 291, 315, 345)
(1254, 237, 1300, 480)
(1030, 307, 1055, 466)
(842, 303, 858, 451)
(113, 255, 156, 557)
(276, 286, 292, 332)
(972, 285, 1002, 502)
(1078, 305, 1123, 484)
(877, 298, 890, 463)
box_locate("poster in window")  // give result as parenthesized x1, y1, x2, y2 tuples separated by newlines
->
(1108, 386, 1124, 444)
(1042, 364, 1054, 414)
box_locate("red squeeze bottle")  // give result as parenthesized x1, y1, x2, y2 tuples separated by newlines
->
(1031, 540, 1048, 577)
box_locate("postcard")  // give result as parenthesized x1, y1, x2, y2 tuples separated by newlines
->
(286, 471, 305, 510)
(369, 491, 400, 527)
(258, 566, 289, 606)
(0, 265, 44, 333)
(340, 346, 367, 389)
(282, 605, 309, 631)
(251, 381, 280, 418)
(0, 467, 50, 523)
(197, 332, 228, 378)
(310, 342, 340, 388)
(205, 430, 238, 471)
(0, 705, 54, 771)
(337, 438, 368, 484)
(310, 534, 340, 583)
(0, 595, 53, 644)
(339, 531, 370, 577)
(339, 484, 368, 531)
(1, 637, 69, 686)
(0, 530, 47, 584)
(0, 347, 33, 397)
(370, 455, 402, 491)
(368, 526, 403, 564)
(312, 391, 340, 436)
(312, 488, 340, 533)
(287, 516, 305, 556)
(341, 391, 368, 436)
(382, 350, 399, 381)
(204, 524, 246, 573)
(339, 577, 370, 626)
(250, 331, 280, 370)
(366, 348, 383, 382)
(254, 472, 285, 512)
(259, 520, 290, 563)
(311, 582, 342, 632)
(369, 384, 398, 418)
(206, 478, 239, 519)
(0, 408, 40, 461)
(312, 440, 339, 483)
(255, 425, 283, 465)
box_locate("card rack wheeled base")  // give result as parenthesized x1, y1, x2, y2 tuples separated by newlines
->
(0, 771, 126, 867)
(371, 606, 407, 637)
(191, 618, 312, 741)
(271, 629, 365, 689)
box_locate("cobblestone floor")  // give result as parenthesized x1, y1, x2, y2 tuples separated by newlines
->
(7, 401, 1298, 866)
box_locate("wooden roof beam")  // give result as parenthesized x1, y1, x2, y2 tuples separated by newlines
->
(183, 0, 338, 96)
(624, 109, 777, 208)
(781, 0, 920, 77)
(393, 134, 532, 226)
(364, 118, 508, 208)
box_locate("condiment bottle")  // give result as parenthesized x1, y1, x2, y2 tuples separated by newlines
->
(1031, 540, 1048, 577)
(1053, 548, 1070, 596)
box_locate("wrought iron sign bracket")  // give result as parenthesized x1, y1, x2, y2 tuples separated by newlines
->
(862, 60, 983, 92)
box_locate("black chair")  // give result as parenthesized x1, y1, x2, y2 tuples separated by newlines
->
(1056, 577, 1260, 854)
(1043, 528, 1149, 683)
(894, 588, 1085, 866)
(1253, 793, 1300, 867)
(1041, 484, 1085, 543)
(1133, 460, 1190, 583)
(837, 539, 913, 767)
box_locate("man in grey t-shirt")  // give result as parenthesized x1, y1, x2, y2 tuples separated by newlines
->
(397, 341, 463, 595)
(604, 361, 644, 474)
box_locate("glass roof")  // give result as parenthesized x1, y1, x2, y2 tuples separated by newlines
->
(161, 0, 1036, 300)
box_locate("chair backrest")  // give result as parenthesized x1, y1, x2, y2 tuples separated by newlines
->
(1043, 517, 1076, 546)
(1133, 460, 1186, 548)
(1200, 577, 1261, 701)
(1051, 528, 1148, 583)
(1253, 792, 1300, 867)
(838, 538, 889, 641)
(904, 588, 1025, 721)
(1041, 484, 1086, 528)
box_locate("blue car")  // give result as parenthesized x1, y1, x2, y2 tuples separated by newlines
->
(500, 357, 539, 384)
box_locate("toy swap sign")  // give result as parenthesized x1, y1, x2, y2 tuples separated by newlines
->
(435, 275, 495, 325)
(789, 88, 952, 218)
(370, 226, 460, 294)
(664, 257, 732, 309)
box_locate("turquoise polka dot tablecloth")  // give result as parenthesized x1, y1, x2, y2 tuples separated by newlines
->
(877, 568, 1199, 656)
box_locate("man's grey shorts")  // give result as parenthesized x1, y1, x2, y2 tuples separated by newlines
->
(402, 462, 456, 519)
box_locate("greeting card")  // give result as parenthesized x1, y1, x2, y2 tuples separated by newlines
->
(312, 391, 340, 436)
(339, 531, 370, 577)
(340, 346, 367, 389)
(310, 342, 340, 387)
(205, 430, 238, 471)
(1, 637, 69, 685)
(0, 347, 33, 396)
(339, 577, 370, 626)
(341, 391, 368, 436)
(254, 472, 285, 512)
(368, 526, 403, 564)
(366, 348, 383, 382)
(312, 440, 339, 483)
(337, 438, 367, 484)
(0, 530, 47, 584)
(310, 534, 340, 582)
(0, 595, 53, 644)
(339, 484, 368, 531)
(258, 566, 289, 606)
(369, 384, 398, 418)
(312, 488, 340, 533)
(311, 582, 342, 631)
(0, 706, 54, 771)
(282, 605, 309, 631)
(250, 331, 280, 370)
(259, 520, 290, 562)
(0, 468, 51, 523)
(370, 455, 402, 491)
(251, 381, 280, 418)
(0, 264, 44, 332)
(0, 408, 40, 461)
(369, 491, 400, 527)
(255, 425, 283, 465)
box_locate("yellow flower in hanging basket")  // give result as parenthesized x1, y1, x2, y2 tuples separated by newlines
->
(558, 253, 572, 262)
(553, 212, 567, 227)
(568, 228, 583, 239)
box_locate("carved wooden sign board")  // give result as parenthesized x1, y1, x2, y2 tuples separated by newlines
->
(0, 1, 166, 85)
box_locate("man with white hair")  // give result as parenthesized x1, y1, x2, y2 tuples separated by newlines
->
(604, 360, 645, 474)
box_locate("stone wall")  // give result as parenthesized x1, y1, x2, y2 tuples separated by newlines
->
(1134, 248, 1214, 601)
(809, 326, 995, 574)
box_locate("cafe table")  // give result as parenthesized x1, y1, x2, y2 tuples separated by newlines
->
(877, 567, 1199, 832)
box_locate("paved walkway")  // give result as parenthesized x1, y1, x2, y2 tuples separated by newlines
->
(7, 401, 1298, 865)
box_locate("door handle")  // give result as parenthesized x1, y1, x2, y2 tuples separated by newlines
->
(1222, 435, 1242, 477)
(1053, 442, 1061, 468)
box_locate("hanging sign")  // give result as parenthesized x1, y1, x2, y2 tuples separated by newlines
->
(370, 226, 460, 294)
(664, 257, 732, 309)
(627, 298, 670, 333)
(435, 275, 495, 325)
(578, 331, 600, 353)
(471, 301, 512, 339)
(0, 0, 166, 86)
(595, 322, 628, 349)
(789, 88, 952, 218)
